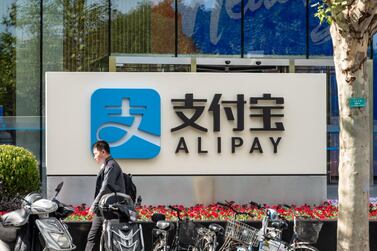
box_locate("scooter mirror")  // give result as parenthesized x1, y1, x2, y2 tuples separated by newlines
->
(20, 196, 32, 206)
(250, 201, 262, 209)
(54, 182, 64, 197)
(151, 213, 166, 223)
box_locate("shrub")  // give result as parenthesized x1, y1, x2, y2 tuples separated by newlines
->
(0, 145, 39, 210)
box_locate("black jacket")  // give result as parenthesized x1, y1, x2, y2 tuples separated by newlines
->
(92, 156, 125, 212)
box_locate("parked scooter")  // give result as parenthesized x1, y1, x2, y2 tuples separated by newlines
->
(0, 182, 76, 250)
(98, 183, 144, 251)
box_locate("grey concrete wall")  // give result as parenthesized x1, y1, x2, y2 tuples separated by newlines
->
(47, 176, 327, 206)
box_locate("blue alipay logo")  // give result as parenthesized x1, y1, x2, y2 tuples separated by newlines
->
(91, 88, 161, 159)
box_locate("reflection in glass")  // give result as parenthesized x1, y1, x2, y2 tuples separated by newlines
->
(116, 63, 190, 72)
(0, 1, 16, 118)
(62, 0, 109, 71)
(245, 0, 306, 57)
(327, 70, 339, 183)
(44, 0, 64, 72)
(44, 0, 110, 72)
(0, 0, 41, 161)
(111, 0, 175, 54)
(374, 34, 377, 177)
(178, 0, 241, 55)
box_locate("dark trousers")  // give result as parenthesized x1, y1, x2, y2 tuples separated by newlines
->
(85, 215, 103, 251)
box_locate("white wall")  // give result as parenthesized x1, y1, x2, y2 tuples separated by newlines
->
(46, 72, 326, 175)
(46, 72, 327, 205)
(47, 176, 327, 206)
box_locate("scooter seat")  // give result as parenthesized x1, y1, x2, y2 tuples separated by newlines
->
(1, 208, 29, 227)
(156, 220, 170, 230)
(209, 223, 224, 234)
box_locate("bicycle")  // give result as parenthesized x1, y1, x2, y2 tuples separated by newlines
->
(194, 223, 224, 251)
(217, 201, 259, 251)
(151, 205, 201, 251)
(151, 213, 173, 251)
(250, 202, 322, 251)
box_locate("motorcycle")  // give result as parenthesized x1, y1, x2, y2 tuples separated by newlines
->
(0, 182, 76, 250)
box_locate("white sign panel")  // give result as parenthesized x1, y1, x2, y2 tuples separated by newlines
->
(46, 72, 326, 175)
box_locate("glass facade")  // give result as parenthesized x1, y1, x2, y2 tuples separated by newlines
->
(1, 0, 376, 182)
(374, 36, 377, 177)
(0, 0, 41, 167)
(44, 0, 109, 72)
(178, 0, 242, 55)
(245, 0, 307, 57)
(42, 0, 335, 58)
(175, 0, 333, 56)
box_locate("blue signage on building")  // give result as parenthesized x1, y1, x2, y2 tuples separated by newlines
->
(178, 0, 332, 56)
(91, 89, 161, 159)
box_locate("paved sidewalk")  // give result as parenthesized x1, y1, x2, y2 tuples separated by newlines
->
(327, 184, 377, 200)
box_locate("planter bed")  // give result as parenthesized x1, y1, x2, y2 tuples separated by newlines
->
(66, 220, 377, 251)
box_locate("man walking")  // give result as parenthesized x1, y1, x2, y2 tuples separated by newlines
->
(85, 140, 125, 251)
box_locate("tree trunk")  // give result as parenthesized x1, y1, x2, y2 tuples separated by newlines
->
(331, 23, 370, 251)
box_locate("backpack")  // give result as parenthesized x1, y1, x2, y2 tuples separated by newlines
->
(123, 173, 137, 203)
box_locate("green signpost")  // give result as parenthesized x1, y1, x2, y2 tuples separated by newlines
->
(349, 97, 367, 108)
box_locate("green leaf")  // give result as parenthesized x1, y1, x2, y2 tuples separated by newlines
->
(0, 145, 39, 198)
(312, 0, 333, 25)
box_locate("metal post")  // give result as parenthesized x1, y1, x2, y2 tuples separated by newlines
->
(109, 56, 116, 72)
(191, 57, 197, 72)
(369, 59, 374, 185)
(289, 59, 295, 73)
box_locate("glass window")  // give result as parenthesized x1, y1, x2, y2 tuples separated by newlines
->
(111, 0, 175, 55)
(327, 71, 339, 183)
(0, 0, 41, 161)
(43, 0, 64, 72)
(44, 0, 109, 72)
(178, 0, 241, 55)
(65, 0, 109, 71)
(244, 1, 306, 57)
(116, 63, 190, 72)
(373, 34, 377, 178)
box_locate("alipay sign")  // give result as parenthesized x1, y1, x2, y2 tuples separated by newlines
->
(46, 73, 326, 175)
(91, 89, 161, 159)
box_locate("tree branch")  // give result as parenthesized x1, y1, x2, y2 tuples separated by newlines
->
(330, 0, 377, 38)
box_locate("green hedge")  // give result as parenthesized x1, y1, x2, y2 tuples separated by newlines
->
(0, 145, 39, 197)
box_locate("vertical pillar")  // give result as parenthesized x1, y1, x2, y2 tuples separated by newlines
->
(191, 57, 197, 72)
(109, 56, 116, 72)
(369, 59, 374, 185)
(289, 59, 295, 73)
(193, 176, 215, 205)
